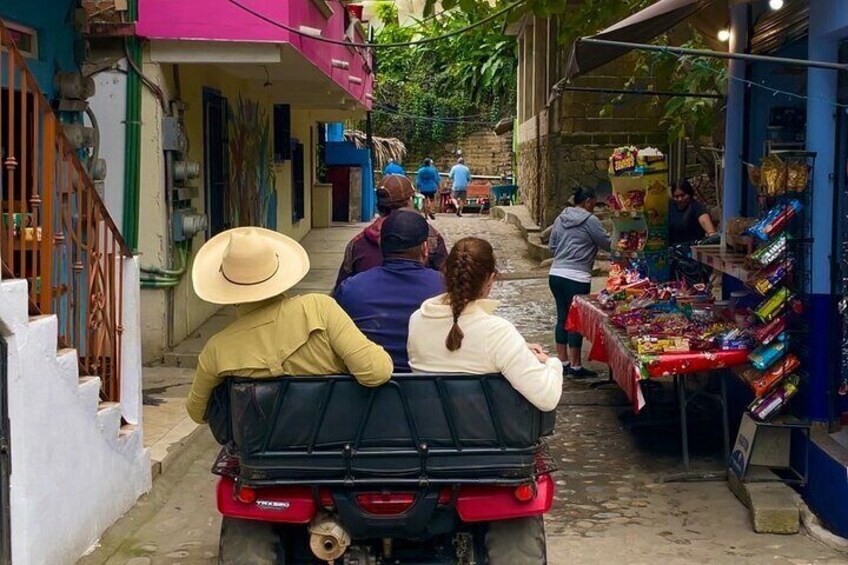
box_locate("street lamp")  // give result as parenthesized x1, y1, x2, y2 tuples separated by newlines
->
(718, 29, 731, 42)
(769, 0, 784, 10)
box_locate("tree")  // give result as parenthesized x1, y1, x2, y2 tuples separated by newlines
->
(429, 0, 727, 144)
(371, 2, 516, 157)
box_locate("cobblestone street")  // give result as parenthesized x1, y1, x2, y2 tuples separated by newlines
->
(82, 214, 847, 564)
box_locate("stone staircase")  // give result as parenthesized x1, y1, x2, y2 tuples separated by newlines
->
(1, 277, 150, 565)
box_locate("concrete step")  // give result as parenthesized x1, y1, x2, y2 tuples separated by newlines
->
(78, 376, 102, 414)
(96, 402, 122, 446)
(26, 314, 58, 356)
(56, 348, 79, 387)
(728, 467, 801, 534)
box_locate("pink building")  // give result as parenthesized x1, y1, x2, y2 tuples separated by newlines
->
(132, 0, 375, 362)
(137, 0, 373, 109)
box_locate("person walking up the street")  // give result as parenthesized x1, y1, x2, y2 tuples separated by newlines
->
(415, 158, 441, 220)
(334, 175, 448, 291)
(448, 157, 471, 217)
(383, 158, 405, 176)
(548, 186, 611, 379)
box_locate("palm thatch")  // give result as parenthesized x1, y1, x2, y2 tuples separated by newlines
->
(344, 129, 407, 169)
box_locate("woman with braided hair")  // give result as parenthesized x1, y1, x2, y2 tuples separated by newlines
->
(407, 237, 563, 412)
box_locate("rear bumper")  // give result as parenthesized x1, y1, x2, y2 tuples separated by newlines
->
(217, 474, 555, 526)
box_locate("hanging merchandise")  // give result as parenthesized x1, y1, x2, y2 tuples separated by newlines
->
(749, 232, 791, 268)
(607, 147, 669, 282)
(749, 375, 800, 421)
(748, 339, 788, 371)
(746, 199, 803, 241)
(750, 259, 794, 295)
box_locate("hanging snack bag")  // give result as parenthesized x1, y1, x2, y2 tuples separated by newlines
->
(754, 287, 793, 323)
(750, 259, 794, 295)
(749, 233, 790, 268)
(748, 339, 788, 371)
(786, 163, 809, 192)
(760, 154, 787, 196)
(753, 315, 788, 345)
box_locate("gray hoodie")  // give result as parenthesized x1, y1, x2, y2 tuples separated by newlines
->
(548, 207, 611, 274)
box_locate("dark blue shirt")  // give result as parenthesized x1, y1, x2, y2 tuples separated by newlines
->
(335, 259, 444, 371)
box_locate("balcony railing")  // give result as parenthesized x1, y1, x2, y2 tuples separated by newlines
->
(0, 21, 131, 402)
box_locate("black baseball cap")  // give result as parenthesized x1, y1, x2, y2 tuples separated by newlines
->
(381, 209, 429, 255)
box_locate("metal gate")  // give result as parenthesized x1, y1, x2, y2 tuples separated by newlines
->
(0, 337, 10, 564)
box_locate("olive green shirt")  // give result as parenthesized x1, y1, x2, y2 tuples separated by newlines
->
(186, 293, 393, 424)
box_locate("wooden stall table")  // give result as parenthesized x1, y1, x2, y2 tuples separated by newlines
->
(566, 295, 750, 474)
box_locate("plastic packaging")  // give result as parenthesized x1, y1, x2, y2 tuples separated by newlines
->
(748, 340, 788, 371)
(750, 375, 800, 421)
(754, 287, 793, 323)
(747, 200, 802, 241)
(753, 315, 788, 345)
(749, 233, 791, 268)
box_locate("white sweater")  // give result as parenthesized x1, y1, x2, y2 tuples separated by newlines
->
(407, 294, 563, 412)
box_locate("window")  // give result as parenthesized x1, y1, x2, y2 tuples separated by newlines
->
(273, 104, 291, 162)
(292, 141, 305, 223)
(0, 21, 38, 59)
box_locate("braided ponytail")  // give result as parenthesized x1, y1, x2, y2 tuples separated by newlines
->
(443, 238, 497, 351)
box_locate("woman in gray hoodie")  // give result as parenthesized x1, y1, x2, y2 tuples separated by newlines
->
(548, 187, 611, 378)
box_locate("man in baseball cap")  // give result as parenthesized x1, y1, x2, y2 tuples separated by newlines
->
(335, 209, 444, 370)
(334, 175, 447, 290)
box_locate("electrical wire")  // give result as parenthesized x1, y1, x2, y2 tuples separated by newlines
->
(224, 0, 525, 49)
(123, 37, 169, 112)
(373, 105, 510, 126)
(373, 104, 495, 120)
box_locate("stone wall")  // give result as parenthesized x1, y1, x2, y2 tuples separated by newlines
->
(406, 129, 513, 178)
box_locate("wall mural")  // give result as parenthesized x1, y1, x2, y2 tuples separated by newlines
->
(227, 95, 277, 229)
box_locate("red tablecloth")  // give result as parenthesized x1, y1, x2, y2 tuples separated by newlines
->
(566, 295, 750, 413)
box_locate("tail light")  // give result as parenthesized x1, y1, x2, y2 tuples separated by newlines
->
(513, 484, 535, 503)
(235, 485, 257, 504)
(319, 488, 335, 508)
(437, 488, 452, 505)
(355, 492, 416, 515)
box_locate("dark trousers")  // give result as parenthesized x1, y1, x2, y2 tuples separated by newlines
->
(549, 275, 591, 348)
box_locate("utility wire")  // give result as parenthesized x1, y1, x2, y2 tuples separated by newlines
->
(372, 104, 504, 125)
(372, 106, 508, 126)
(224, 0, 525, 49)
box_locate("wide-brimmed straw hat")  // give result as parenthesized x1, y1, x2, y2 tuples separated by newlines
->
(192, 227, 310, 305)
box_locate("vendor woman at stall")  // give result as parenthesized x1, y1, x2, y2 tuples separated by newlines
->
(548, 187, 611, 379)
(669, 179, 717, 245)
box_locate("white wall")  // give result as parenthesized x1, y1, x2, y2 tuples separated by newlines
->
(90, 63, 128, 233)
(1, 262, 150, 564)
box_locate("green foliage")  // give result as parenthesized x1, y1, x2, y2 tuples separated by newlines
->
(372, 2, 516, 154)
(436, 0, 728, 144)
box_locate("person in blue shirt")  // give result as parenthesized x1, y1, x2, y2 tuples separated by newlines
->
(335, 209, 444, 371)
(383, 159, 405, 176)
(448, 157, 472, 217)
(415, 158, 441, 220)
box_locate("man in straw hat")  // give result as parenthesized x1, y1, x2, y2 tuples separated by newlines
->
(335, 209, 444, 371)
(185, 227, 393, 424)
(334, 175, 447, 292)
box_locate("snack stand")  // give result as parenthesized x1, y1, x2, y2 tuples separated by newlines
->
(566, 148, 761, 472)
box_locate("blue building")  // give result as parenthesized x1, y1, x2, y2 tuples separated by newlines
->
(721, 0, 848, 537)
(563, 0, 848, 539)
(324, 122, 376, 223)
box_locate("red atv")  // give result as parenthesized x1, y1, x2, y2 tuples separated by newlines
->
(207, 373, 556, 564)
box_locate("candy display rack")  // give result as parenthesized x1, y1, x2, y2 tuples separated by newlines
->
(737, 150, 815, 422)
(607, 148, 670, 281)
